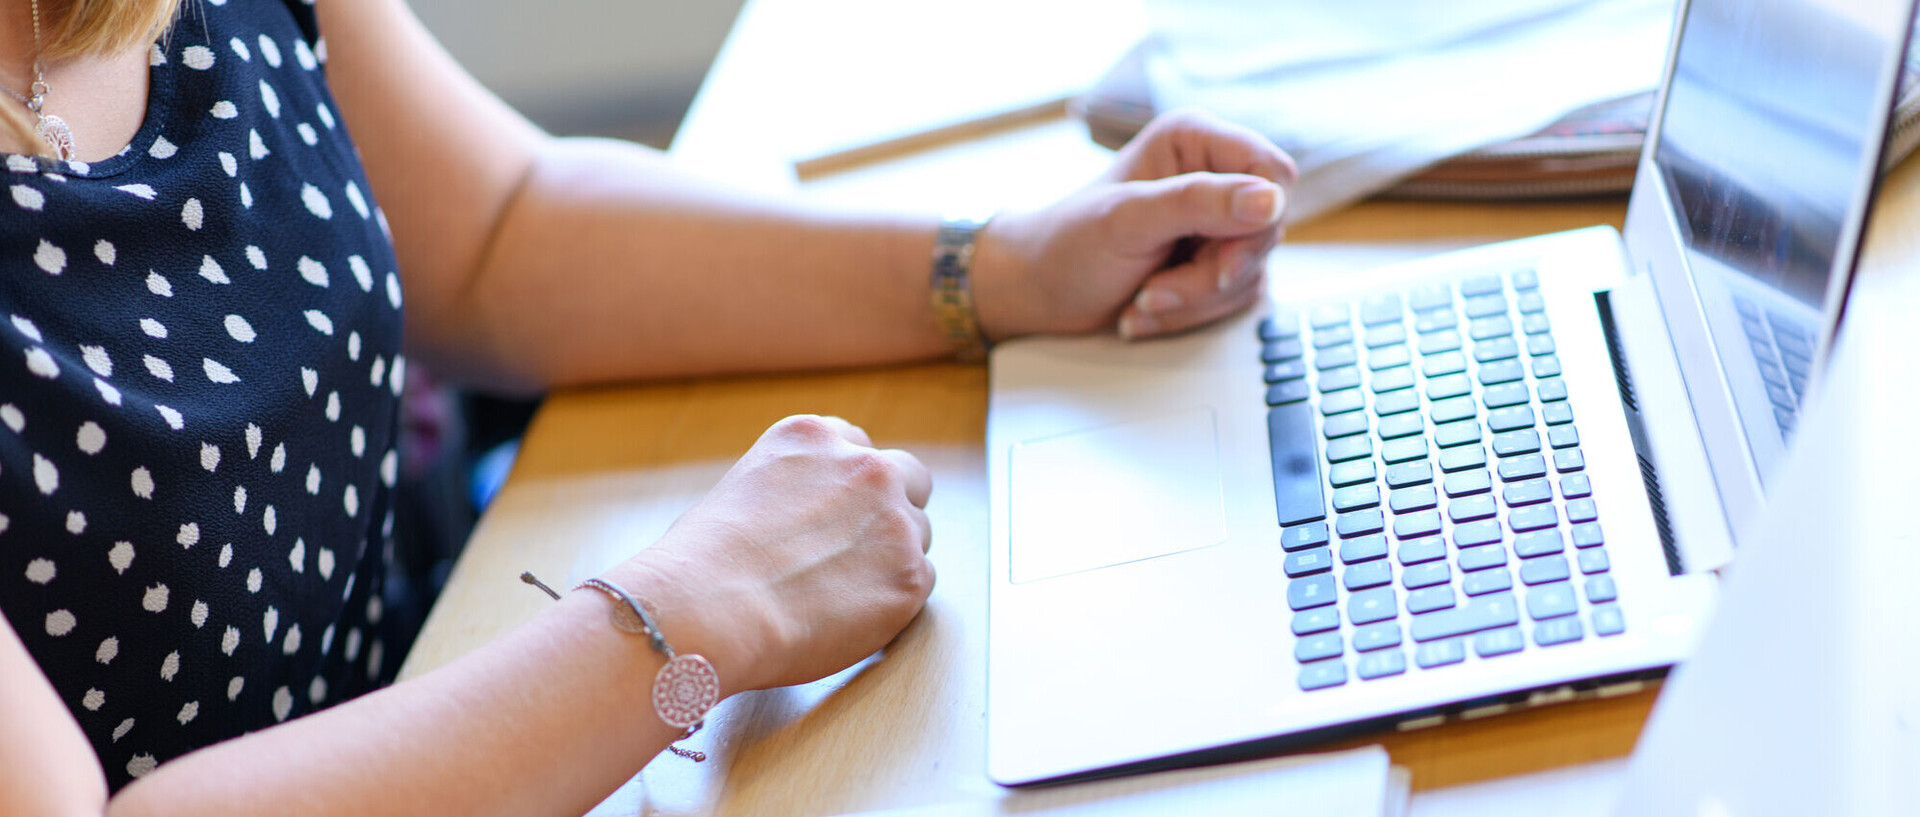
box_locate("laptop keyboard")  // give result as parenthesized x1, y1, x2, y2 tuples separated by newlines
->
(1732, 295, 1811, 440)
(1259, 270, 1626, 691)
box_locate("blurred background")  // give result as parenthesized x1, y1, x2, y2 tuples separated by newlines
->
(408, 0, 746, 147)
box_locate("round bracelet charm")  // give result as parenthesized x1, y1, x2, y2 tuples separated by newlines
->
(652, 653, 721, 730)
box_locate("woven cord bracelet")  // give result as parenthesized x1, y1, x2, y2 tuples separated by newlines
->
(521, 572, 720, 761)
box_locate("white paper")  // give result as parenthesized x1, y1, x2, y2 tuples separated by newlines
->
(1144, 0, 1674, 221)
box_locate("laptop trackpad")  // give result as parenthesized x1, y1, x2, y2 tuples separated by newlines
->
(1009, 408, 1226, 584)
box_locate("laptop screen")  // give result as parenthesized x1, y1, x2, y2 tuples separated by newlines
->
(1653, 0, 1913, 484)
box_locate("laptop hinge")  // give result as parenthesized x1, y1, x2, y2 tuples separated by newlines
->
(1594, 290, 1685, 576)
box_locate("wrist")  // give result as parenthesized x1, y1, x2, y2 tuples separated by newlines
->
(967, 210, 1042, 342)
(596, 558, 763, 700)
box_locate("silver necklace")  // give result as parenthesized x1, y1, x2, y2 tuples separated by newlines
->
(0, 0, 74, 160)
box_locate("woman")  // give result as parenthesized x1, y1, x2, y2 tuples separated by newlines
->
(0, 0, 1294, 814)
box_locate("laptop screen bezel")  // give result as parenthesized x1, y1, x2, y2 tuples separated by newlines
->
(1625, 0, 1915, 549)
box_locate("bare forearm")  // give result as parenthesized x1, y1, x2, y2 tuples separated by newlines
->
(409, 138, 956, 392)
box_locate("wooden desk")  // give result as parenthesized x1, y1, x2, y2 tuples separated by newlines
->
(398, 2, 1666, 814)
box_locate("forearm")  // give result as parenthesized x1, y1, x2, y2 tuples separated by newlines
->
(108, 590, 700, 817)
(409, 137, 958, 392)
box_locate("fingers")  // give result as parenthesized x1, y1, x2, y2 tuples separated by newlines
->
(906, 505, 933, 554)
(812, 415, 874, 448)
(878, 448, 933, 508)
(1122, 108, 1298, 187)
(773, 416, 932, 508)
(1105, 172, 1287, 257)
(1121, 258, 1267, 340)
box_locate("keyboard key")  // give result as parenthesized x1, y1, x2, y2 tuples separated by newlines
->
(1492, 429, 1541, 457)
(1332, 484, 1382, 512)
(1534, 616, 1584, 646)
(1372, 366, 1416, 393)
(1520, 554, 1572, 585)
(1368, 345, 1413, 371)
(1353, 621, 1403, 651)
(1285, 547, 1335, 577)
(1422, 351, 1468, 377)
(1448, 494, 1497, 522)
(1292, 607, 1340, 636)
(1585, 574, 1618, 603)
(1281, 521, 1332, 552)
(1470, 315, 1514, 340)
(1410, 592, 1518, 641)
(1344, 559, 1394, 591)
(1259, 313, 1302, 341)
(1430, 396, 1476, 424)
(1365, 322, 1409, 348)
(1382, 437, 1428, 464)
(1452, 519, 1502, 547)
(1388, 485, 1438, 513)
(1416, 638, 1467, 668)
(1571, 522, 1605, 548)
(1478, 359, 1525, 385)
(1527, 334, 1557, 356)
(1510, 269, 1540, 290)
(1348, 586, 1398, 625)
(1503, 478, 1552, 506)
(1328, 459, 1375, 487)
(1537, 377, 1569, 401)
(1414, 309, 1457, 333)
(1319, 366, 1363, 392)
(1402, 560, 1451, 589)
(1464, 294, 1508, 319)
(1474, 626, 1526, 657)
(1566, 497, 1599, 523)
(1443, 466, 1489, 498)
(1579, 548, 1611, 574)
(1265, 359, 1309, 383)
(1298, 659, 1347, 690)
(1262, 337, 1306, 363)
(1378, 413, 1424, 440)
(1439, 445, 1488, 473)
(1542, 401, 1573, 425)
(1314, 324, 1356, 349)
(1310, 303, 1351, 329)
(1554, 449, 1586, 473)
(1356, 649, 1408, 679)
(1385, 461, 1434, 488)
(1463, 567, 1513, 596)
(1483, 382, 1530, 409)
(1288, 574, 1337, 610)
(1498, 454, 1548, 481)
(1461, 275, 1503, 297)
(1360, 294, 1405, 326)
(1393, 510, 1443, 539)
(1516, 291, 1546, 313)
(1327, 436, 1371, 465)
(1434, 419, 1481, 448)
(1548, 425, 1580, 449)
(1531, 355, 1562, 378)
(1522, 312, 1552, 335)
(1398, 536, 1447, 565)
(1426, 373, 1472, 400)
(1322, 390, 1365, 416)
(1337, 510, 1386, 538)
(1316, 344, 1358, 368)
(1267, 380, 1311, 406)
(1407, 584, 1457, 614)
(1324, 413, 1370, 440)
(1508, 504, 1559, 532)
(1513, 529, 1565, 558)
(1526, 581, 1578, 620)
(1472, 336, 1520, 363)
(1592, 603, 1627, 636)
(1268, 403, 1327, 526)
(1410, 283, 1453, 311)
(1487, 406, 1534, 432)
(1458, 543, 1507, 571)
(1295, 632, 1344, 662)
(1340, 534, 1391, 564)
(1374, 389, 1420, 416)
(1418, 329, 1462, 355)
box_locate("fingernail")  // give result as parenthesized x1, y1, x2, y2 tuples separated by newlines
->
(1217, 247, 1248, 291)
(1134, 288, 1183, 313)
(1119, 312, 1156, 340)
(1231, 183, 1283, 224)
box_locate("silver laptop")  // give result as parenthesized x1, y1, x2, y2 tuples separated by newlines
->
(986, 0, 1918, 786)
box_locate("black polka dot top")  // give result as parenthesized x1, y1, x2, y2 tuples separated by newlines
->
(2, 0, 403, 791)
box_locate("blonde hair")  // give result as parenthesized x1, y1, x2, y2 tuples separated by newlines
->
(2, 0, 181, 157)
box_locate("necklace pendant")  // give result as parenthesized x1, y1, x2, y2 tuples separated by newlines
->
(35, 114, 73, 162)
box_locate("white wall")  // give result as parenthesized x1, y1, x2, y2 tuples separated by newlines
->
(407, 0, 745, 142)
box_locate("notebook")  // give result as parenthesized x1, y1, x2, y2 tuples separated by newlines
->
(985, 0, 1919, 785)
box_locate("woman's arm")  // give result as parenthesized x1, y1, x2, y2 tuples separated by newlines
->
(3, 416, 934, 817)
(317, 0, 1294, 392)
